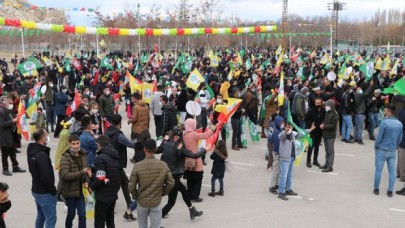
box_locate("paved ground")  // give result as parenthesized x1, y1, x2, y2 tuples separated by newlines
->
(2, 107, 405, 228)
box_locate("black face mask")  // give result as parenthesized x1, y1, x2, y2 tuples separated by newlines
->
(0, 200, 11, 213)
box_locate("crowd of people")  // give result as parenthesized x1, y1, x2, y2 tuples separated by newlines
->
(0, 46, 405, 227)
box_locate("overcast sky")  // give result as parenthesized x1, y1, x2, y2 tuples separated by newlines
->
(28, 0, 405, 26)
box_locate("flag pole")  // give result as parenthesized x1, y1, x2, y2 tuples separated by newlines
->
(329, 24, 333, 53)
(21, 28, 25, 57)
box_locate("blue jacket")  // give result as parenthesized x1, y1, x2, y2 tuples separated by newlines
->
(54, 92, 68, 116)
(375, 117, 403, 152)
(272, 116, 284, 154)
(80, 131, 98, 167)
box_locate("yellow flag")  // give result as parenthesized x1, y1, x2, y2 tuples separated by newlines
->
(42, 57, 52, 66)
(275, 45, 283, 56)
(141, 83, 153, 104)
(186, 68, 205, 91)
(227, 70, 234, 81)
(210, 56, 219, 67)
(375, 58, 383, 70)
(237, 53, 243, 65)
(390, 58, 400, 75)
(126, 71, 141, 94)
(381, 55, 391, 71)
(320, 53, 330, 65)
(99, 39, 105, 47)
(278, 71, 284, 107)
(208, 50, 214, 58)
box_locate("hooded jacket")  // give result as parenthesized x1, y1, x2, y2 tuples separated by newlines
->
(90, 145, 121, 203)
(27, 143, 57, 195)
(129, 100, 150, 136)
(161, 101, 178, 136)
(272, 116, 284, 154)
(322, 99, 339, 139)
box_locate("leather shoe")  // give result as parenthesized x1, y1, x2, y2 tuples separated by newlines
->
(232, 146, 240, 151)
(357, 140, 364, 145)
(395, 188, 405, 196)
(13, 167, 26, 173)
(322, 167, 333, 173)
(2, 170, 12, 176)
(373, 189, 379, 195)
(306, 162, 312, 168)
(387, 191, 393, 197)
(313, 161, 321, 167)
(319, 164, 327, 169)
(191, 198, 203, 203)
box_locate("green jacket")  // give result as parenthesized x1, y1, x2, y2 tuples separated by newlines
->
(59, 149, 88, 198)
(35, 113, 46, 129)
(128, 156, 175, 208)
(98, 94, 115, 117)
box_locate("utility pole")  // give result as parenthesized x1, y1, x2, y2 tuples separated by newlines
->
(281, 0, 288, 48)
(328, 0, 346, 51)
(137, 3, 141, 57)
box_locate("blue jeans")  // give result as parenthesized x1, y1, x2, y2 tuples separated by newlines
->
(341, 114, 353, 141)
(65, 196, 86, 228)
(374, 150, 396, 192)
(211, 176, 224, 192)
(278, 158, 295, 194)
(32, 193, 57, 228)
(129, 200, 138, 211)
(368, 112, 379, 136)
(354, 114, 365, 141)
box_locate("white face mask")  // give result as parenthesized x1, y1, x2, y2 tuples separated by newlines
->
(105, 90, 110, 95)
(357, 90, 363, 94)
(159, 102, 163, 106)
(325, 106, 331, 112)
(91, 109, 98, 114)
(49, 83, 54, 88)
(62, 89, 67, 93)
(217, 99, 222, 103)
(7, 104, 13, 110)
(85, 91, 90, 95)
(280, 124, 285, 129)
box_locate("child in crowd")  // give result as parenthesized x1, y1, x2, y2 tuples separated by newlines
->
(266, 113, 278, 170)
(208, 140, 228, 197)
(35, 107, 46, 129)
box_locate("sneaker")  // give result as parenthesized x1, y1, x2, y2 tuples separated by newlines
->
(215, 190, 224, 196)
(232, 146, 240, 151)
(395, 188, 405, 196)
(208, 192, 216, 197)
(269, 187, 278, 195)
(123, 212, 136, 221)
(357, 140, 364, 145)
(2, 170, 12, 176)
(13, 167, 26, 173)
(278, 193, 288, 201)
(373, 189, 379, 195)
(285, 190, 298, 196)
(191, 198, 203, 203)
(306, 162, 312, 168)
(387, 191, 393, 197)
(313, 161, 321, 167)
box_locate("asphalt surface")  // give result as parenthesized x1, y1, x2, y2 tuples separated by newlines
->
(2, 106, 405, 228)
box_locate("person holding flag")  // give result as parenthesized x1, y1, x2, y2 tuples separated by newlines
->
(0, 97, 26, 176)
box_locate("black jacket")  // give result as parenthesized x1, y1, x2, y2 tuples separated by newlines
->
(0, 107, 15, 147)
(210, 151, 226, 178)
(156, 140, 205, 176)
(105, 126, 128, 169)
(161, 102, 178, 136)
(90, 145, 121, 203)
(305, 107, 326, 137)
(27, 143, 57, 195)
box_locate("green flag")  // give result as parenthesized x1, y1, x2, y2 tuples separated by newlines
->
(133, 61, 140, 75)
(18, 57, 42, 75)
(259, 94, 272, 119)
(287, 105, 313, 146)
(63, 58, 72, 72)
(260, 60, 270, 70)
(383, 78, 405, 95)
(181, 56, 193, 74)
(172, 53, 185, 73)
(101, 57, 114, 70)
(205, 83, 215, 99)
(360, 62, 374, 81)
(241, 117, 248, 147)
(245, 58, 252, 70)
(248, 117, 260, 142)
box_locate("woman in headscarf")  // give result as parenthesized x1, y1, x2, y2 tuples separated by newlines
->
(182, 118, 216, 202)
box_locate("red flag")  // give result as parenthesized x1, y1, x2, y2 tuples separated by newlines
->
(152, 80, 157, 92)
(154, 44, 159, 53)
(92, 70, 100, 86)
(126, 104, 132, 119)
(66, 91, 81, 116)
(103, 120, 112, 131)
(113, 94, 121, 112)
(17, 102, 29, 141)
(73, 58, 81, 70)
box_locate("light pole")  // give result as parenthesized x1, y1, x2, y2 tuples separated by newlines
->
(137, 3, 141, 57)
(20, 27, 25, 57)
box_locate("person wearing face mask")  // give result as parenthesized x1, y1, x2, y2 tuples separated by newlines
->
(89, 102, 103, 135)
(98, 86, 115, 122)
(0, 97, 26, 176)
(211, 94, 227, 142)
(44, 80, 57, 133)
(305, 98, 326, 168)
(367, 89, 385, 141)
(269, 116, 284, 195)
(54, 85, 69, 138)
(28, 129, 57, 228)
(353, 80, 375, 144)
(160, 95, 178, 138)
(0, 182, 10, 228)
(319, 99, 339, 173)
